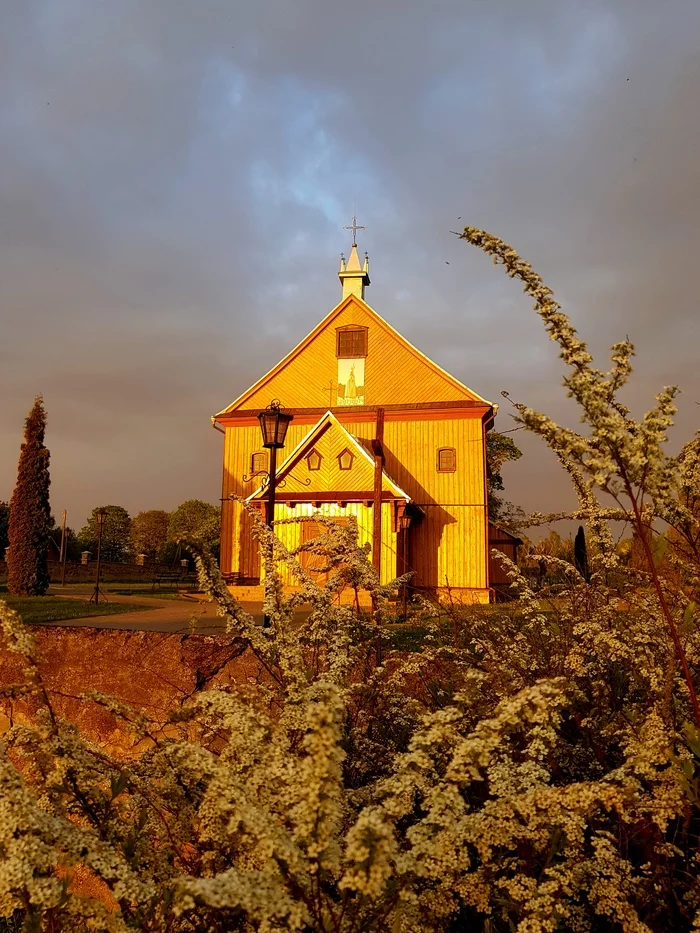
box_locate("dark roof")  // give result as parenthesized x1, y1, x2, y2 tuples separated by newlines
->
(488, 522, 523, 545)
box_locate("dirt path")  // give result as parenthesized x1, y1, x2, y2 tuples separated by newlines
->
(42, 586, 311, 633)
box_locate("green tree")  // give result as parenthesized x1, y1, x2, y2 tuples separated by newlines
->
(6, 397, 52, 595)
(486, 429, 523, 527)
(130, 510, 170, 561)
(168, 499, 220, 555)
(77, 506, 132, 563)
(0, 501, 9, 555)
(59, 527, 82, 563)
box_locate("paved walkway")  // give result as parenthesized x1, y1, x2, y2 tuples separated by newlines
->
(45, 585, 266, 634)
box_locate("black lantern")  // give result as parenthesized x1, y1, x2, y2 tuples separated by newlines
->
(96, 509, 107, 529)
(258, 400, 293, 449)
(257, 402, 293, 629)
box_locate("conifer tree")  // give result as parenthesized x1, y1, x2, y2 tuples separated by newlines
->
(573, 524, 590, 582)
(7, 397, 51, 595)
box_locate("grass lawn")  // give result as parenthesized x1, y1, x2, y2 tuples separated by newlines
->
(0, 595, 152, 625)
(109, 588, 189, 600)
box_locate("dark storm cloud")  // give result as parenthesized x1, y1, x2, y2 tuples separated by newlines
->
(1, 0, 699, 525)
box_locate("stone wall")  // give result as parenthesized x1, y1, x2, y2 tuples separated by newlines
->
(0, 627, 262, 752)
(0, 559, 195, 585)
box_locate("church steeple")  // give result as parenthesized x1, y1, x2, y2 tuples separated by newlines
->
(338, 215, 370, 300)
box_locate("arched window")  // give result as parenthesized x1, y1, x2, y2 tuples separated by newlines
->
(337, 448, 354, 471)
(437, 447, 457, 473)
(336, 325, 368, 358)
(251, 451, 268, 474)
(306, 448, 322, 471)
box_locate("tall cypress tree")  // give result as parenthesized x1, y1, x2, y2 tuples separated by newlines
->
(574, 525, 590, 583)
(7, 397, 52, 595)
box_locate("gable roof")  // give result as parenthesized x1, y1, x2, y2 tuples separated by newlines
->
(246, 411, 411, 502)
(215, 293, 490, 417)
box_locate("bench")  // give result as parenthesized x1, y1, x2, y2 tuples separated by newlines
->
(151, 570, 184, 592)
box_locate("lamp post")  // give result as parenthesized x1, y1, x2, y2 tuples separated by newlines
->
(257, 400, 293, 627)
(89, 509, 108, 605)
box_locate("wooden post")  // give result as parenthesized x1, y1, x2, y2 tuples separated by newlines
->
(263, 445, 278, 630)
(372, 408, 385, 578)
(265, 446, 278, 528)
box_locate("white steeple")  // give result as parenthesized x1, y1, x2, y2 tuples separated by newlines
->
(338, 215, 370, 300)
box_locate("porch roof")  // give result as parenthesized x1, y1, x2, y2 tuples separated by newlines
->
(245, 411, 411, 504)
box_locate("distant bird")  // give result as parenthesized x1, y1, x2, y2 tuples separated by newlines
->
(626, 77, 629, 81)
(445, 261, 450, 264)
(457, 216, 461, 219)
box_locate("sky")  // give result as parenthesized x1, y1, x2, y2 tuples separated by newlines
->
(1, 0, 699, 531)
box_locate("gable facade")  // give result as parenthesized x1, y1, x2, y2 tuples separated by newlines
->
(214, 252, 494, 601)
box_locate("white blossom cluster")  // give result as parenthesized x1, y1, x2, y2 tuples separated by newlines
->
(0, 230, 699, 930)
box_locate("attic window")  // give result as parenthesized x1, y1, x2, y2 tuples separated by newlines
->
(251, 451, 268, 474)
(337, 448, 354, 471)
(437, 447, 457, 473)
(306, 448, 322, 471)
(336, 326, 368, 358)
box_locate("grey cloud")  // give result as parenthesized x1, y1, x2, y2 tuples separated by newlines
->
(1, 0, 699, 528)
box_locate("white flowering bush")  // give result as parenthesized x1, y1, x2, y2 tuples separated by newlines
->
(1, 229, 700, 931)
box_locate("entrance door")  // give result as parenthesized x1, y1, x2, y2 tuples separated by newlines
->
(299, 518, 348, 584)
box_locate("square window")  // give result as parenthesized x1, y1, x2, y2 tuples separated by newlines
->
(251, 451, 268, 474)
(336, 327, 367, 358)
(437, 448, 456, 472)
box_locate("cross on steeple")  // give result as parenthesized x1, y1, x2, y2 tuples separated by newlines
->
(343, 214, 366, 246)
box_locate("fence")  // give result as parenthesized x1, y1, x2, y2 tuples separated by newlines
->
(0, 559, 194, 586)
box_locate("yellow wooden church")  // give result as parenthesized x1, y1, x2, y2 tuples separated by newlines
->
(212, 236, 496, 602)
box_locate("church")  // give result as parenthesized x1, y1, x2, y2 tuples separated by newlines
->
(212, 232, 496, 603)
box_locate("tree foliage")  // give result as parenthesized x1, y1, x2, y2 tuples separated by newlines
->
(130, 509, 170, 561)
(0, 501, 9, 555)
(486, 430, 523, 527)
(6, 397, 51, 595)
(2, 230, 700, 930)
(167, 499, 220, 550)
(52, 525, 83, 563)
(77, 506, 132, 563)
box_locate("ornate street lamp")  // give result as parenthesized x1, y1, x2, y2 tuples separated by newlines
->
(89, 508, 108, 605)
(257, 400, 293, 528)
(257, 401, 293, 627)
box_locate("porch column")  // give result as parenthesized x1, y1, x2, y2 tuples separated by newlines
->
(372, 408, 385, 576)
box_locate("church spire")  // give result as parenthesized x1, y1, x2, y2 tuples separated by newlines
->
(338, 215, 370, 300)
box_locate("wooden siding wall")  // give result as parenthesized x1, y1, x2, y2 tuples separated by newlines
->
(281, 423, 376, 494)
(270, 502, 397, 587)
(488, 540, 518, 586)
(220, 420, 377, 579)
(241, 301, 472, 412)
(383, 417, 486, 590)
(221, 414, 487, 592)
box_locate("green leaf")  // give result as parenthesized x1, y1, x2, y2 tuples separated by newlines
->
(110, 771, 128, 799)
(683, 722, 700, 759)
